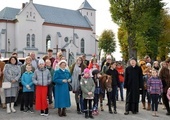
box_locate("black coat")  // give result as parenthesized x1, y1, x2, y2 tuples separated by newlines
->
(124, 65, 143, 103)
(106, 68, 120, 87)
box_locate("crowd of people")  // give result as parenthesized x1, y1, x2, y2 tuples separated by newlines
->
(0, 51, 170, 119)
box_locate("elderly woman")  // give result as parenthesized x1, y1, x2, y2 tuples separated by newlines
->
(53, 60, 71, 117)
(3, 56, 21, 113)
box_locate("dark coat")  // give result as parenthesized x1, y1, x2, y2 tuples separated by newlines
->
(124, 65, 143, 104)
(159, 67, 170, 93)
(106, 68, 120, 87)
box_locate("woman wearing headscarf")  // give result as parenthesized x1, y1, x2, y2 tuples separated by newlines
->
(53, 60, 71, 117)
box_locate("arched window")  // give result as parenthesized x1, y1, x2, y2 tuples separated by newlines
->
(32, 34, 35, 47)
(81, 38, 84, 53)
(26, 34, 30, 47)
(46, 35, 51, 51)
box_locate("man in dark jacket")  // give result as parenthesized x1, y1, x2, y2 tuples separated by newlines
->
(124, 58, 143, 115)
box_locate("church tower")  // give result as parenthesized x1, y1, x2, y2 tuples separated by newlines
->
(78, 0, 96, 34)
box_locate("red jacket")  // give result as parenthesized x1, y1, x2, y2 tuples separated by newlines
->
(116, 66, 124, 83)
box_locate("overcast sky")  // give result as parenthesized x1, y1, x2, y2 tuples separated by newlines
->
(0, 0, 169, 60)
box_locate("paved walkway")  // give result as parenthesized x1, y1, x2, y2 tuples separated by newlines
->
(0, 92, 169, 120)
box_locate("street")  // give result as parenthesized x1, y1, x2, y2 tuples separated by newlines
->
(0, 92, 169, 120)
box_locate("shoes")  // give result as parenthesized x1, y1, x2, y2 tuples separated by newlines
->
(166, 112, 170, 115)
(40, 113, 49, 116)
(29, 107, 34, 113)
(24, 107, 29, 112)
(124, 111, 129, 115)
(2, 103, 6, 109)
(132, 112, 137, 114)
(109, 111, 113, 114)
(77, 111, 82, 114)
(114, 110, 117, 114)
(20, 107, 24, 111)
(43, 113, 49, 117)
(89, 115, 94, 119)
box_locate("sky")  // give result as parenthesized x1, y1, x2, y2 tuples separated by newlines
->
(0, 0, 170, 60)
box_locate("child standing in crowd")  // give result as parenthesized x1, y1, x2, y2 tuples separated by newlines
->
(80, 68, 95, 119)
(32, 59, 51, 116)
(21, 64, 34, 113)
(106, 61, 119, 114)
(92, 69, 102, 115)
(147, 69, 163, 117)
(45, 59, 54, 109)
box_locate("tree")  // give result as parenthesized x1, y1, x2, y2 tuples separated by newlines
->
(109, 0, 164, 59)
(117, 26, 129, 62)
(158, 10, 170, 60)
(98, 30, 116, 54)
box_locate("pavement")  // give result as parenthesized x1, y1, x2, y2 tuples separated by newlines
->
(0, 92, 169, 120)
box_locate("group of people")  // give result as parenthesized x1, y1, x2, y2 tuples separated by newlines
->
(1, 50, 170, 119)
(124, 56, 170, 117)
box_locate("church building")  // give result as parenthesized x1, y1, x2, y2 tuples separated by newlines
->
(0, 0, 98, 64)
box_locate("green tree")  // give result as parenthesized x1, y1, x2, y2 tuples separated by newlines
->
(109, 0, 164, 59)
(98, 30, 116, 54)
(158, 10, 170, 60)
(117, 26, 128, 62)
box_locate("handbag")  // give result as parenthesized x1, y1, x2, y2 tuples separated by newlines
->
(2, 82, 11, 89)
(68, 83, 72, 91)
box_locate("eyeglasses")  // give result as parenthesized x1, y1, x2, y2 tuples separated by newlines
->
(141, 63, 146, 66)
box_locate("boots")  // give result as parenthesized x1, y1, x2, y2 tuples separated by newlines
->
(76, 103, 81, 114)
(6, 103, 11, 114)
(2, 103, 6, 109)
(142, 102, 146, 109)
(58, 108, 62, 117)
(147, 103, 151, 110)
(100, 102, 104, 111)
(85, 110, 88, 119)
(62, 108, 66, 116)
(89, 110, 94, 119)
(11, 102, 16, 113)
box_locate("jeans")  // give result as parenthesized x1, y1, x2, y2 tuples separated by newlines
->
(142, 90, 151, 103)
(116, 82, 124, 100)
(150, 94, 159, 111)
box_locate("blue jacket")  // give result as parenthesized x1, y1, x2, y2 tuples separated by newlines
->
(53, 68, 71, 108)
(21, 71, 34, 92)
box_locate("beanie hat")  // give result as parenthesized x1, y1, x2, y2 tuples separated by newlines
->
(84, 68, 90, 74)
(58, 60, 67, 66)
(38, 59, 45, 65)
(106, 55, 112, 60)
(146, 63, 151, 67)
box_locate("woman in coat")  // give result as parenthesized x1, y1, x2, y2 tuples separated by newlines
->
(53, 60, 71, 117)
(3, 56, 21, 113)
(70, 56, 86, 114)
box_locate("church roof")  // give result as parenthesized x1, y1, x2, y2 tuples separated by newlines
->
(78, 0, 95, 11)
(0, 7, 20, 20)
(0, 3, 92, 28)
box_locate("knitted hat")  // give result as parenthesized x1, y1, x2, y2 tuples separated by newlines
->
(58, 60, 67, 65)
(84, 68, 90, 74)
(38, 59, 45, 65)
(106, 55, 112, 60)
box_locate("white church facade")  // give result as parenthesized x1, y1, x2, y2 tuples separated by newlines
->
(0, 0, 98, 64)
